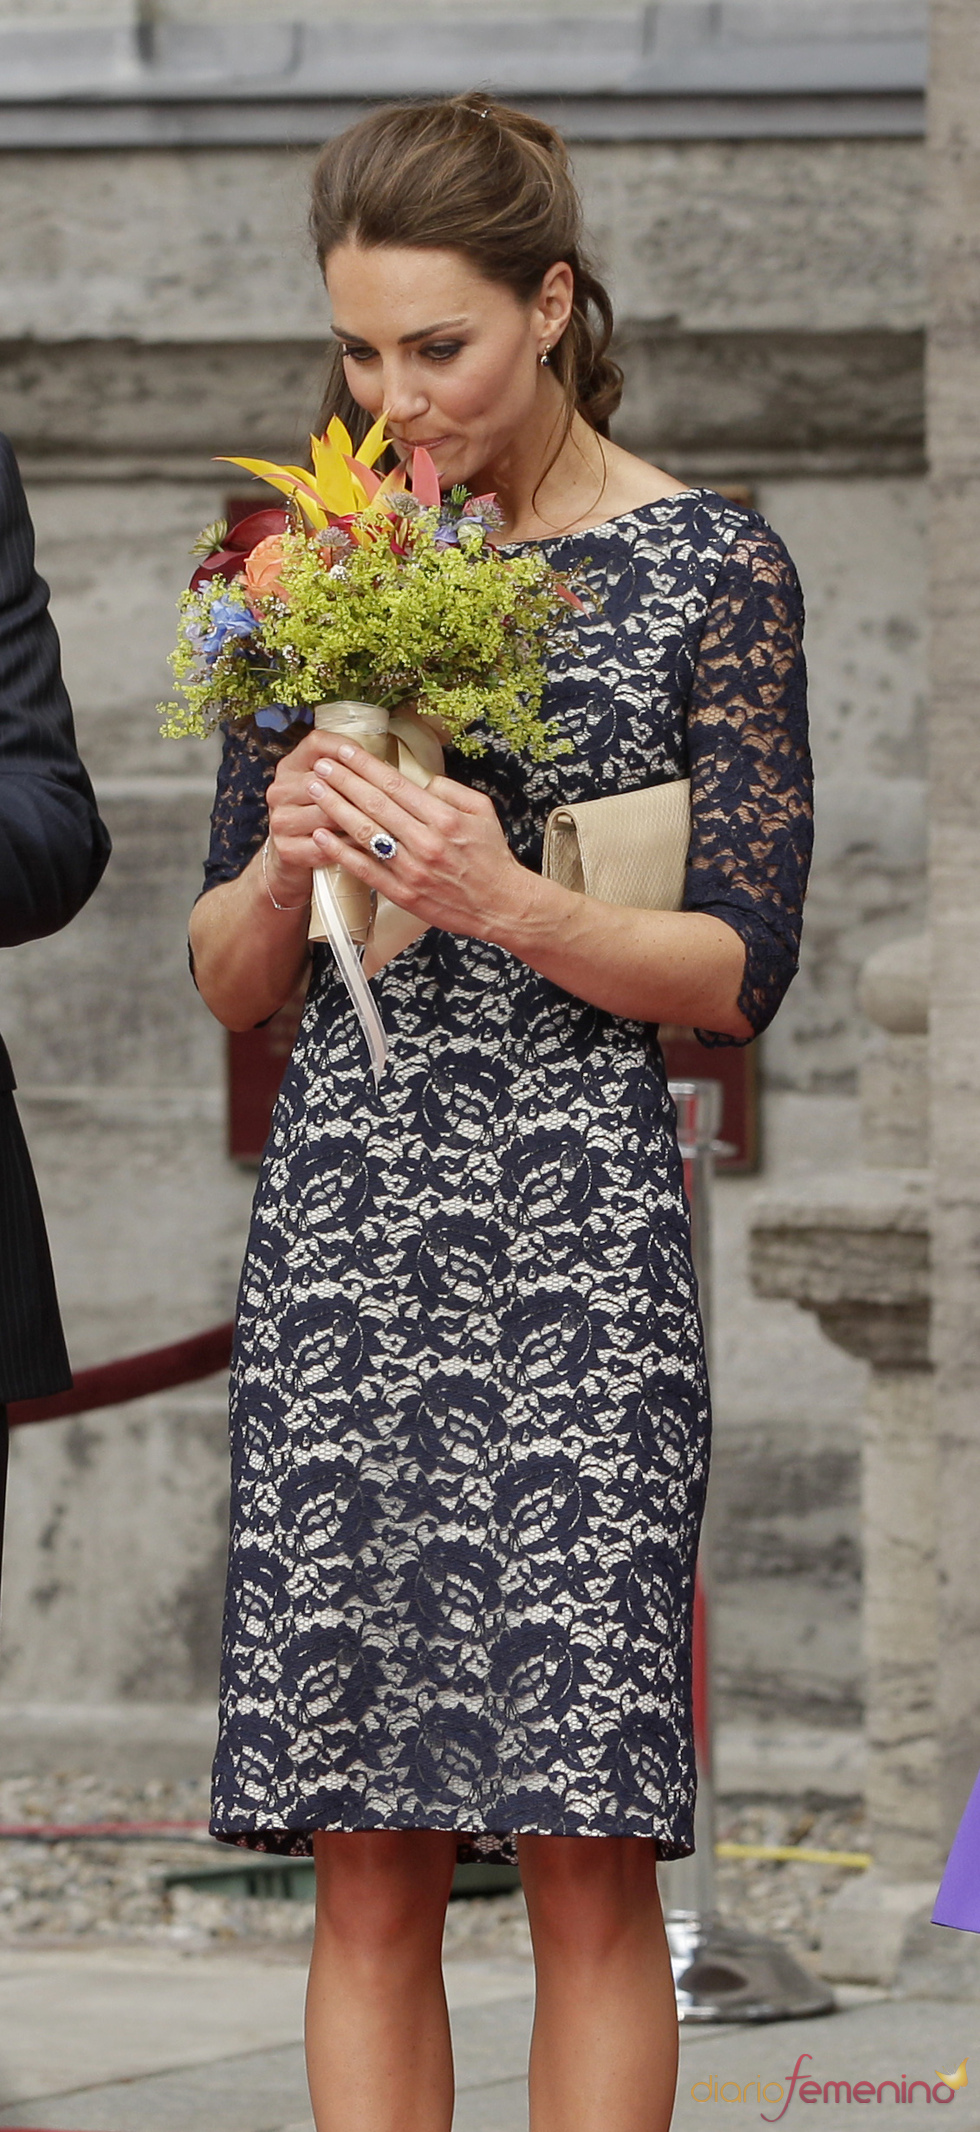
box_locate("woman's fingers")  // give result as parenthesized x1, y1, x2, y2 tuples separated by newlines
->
(309, 738, 494, 842)
(311, 754, 455, 838)
(307, 778, 445, 869)
(262, 731, 513, 936)
(267, 737, 339, 855)
(309, 826, 425, 923)
(425, 773, 497, 817)
(267, 805, 326, 858)
(311, 827, 377, 879)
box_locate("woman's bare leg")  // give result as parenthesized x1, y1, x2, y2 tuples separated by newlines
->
(305, 1828, 458, 2132)
(518, 1832, 678, 2132)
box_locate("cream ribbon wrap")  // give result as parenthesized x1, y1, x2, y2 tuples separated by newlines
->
(307, 700, 443, 1086)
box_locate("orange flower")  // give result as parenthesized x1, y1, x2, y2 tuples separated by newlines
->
(243, 535, 287, 598)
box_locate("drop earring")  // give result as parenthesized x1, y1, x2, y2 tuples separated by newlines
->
(539, 347, 551, 367)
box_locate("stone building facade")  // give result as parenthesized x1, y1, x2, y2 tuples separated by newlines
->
(0, 0, 930, 1774)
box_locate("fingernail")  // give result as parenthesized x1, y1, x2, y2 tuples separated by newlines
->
(314, 759, 335, 776)
(308, 777, 325, 797)
(313, 828, 333, 848)
(338, 743, 356, 760)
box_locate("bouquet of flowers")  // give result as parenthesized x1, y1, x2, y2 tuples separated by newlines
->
(160, 416, 579, 759)
(160, 419, 583, 1083)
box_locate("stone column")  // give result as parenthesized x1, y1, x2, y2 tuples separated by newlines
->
(860, 1365, 936, 1876)
(750, 935, 938, 1980)
(927, 0, 980, 1846)
(855, 940, 936, 1883)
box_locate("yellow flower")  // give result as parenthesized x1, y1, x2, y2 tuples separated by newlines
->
(217, 414, 392, 530)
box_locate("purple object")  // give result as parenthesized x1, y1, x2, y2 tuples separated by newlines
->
(933, 1765, 980, 1930)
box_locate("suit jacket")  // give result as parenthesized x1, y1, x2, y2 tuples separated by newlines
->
(0, 435, 111, 1401)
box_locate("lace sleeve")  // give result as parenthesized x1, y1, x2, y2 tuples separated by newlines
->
(684, 521, 813, 1045)
(192, 723, 315, 1012)
(199, 721, 280, 896)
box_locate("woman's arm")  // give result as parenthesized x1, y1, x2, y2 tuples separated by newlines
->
(681, 523, 812, 1043)
(496, 514, 811, 1040)
(189, 727, 330, 1031)
(302, 744, 753, 1037)
(488, 875, 752, 1038)
(195, 518, 810, 1042)
(302, 519, 809, 1043)
(191, 724, 748, 1035)
(188, 845, 311, 1031)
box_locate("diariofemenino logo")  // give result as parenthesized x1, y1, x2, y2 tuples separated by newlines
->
(690, 2052, 968, 2120)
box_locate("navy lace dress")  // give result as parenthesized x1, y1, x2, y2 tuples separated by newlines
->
(203, 489, 811, 1862)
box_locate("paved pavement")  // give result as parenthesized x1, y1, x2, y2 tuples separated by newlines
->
(0, 1935, 978, 2132)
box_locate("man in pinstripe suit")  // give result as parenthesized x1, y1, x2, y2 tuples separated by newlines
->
(0, 434, 110, 1581)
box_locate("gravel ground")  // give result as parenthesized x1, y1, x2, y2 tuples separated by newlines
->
(714, 1798, 869, 1969)
(0, 1774, 866, 1968)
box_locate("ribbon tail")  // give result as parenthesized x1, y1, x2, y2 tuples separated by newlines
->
(311, 866, 389, 1088)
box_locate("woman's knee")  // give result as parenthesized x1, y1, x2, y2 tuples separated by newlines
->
(312, 1828, 456, 1955)
(518, 1834, 661, 1957)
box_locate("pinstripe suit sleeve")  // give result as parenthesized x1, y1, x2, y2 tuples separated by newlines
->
(0, 1089, 69, 1402)
(0, 433, 111, 949)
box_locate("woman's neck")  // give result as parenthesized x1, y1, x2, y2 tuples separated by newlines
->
(476, 395, 610, 544)
(481, 407, 689, 544)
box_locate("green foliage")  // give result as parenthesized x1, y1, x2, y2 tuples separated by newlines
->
(159, 517, 579, 759)
(190, 518, 229, 558)
(159, 580, 272, 739)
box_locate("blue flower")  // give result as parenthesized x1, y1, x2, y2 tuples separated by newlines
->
(202, 598, 259, 662)
(254, 704, 313, 732)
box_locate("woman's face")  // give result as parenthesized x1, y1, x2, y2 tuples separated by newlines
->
(324, 243, 573, 487)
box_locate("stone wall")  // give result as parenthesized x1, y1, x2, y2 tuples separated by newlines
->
(0, 6, 931, 1754)
(927, 0, 980, 1843)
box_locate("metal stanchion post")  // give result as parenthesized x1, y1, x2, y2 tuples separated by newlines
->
(663, 1080, 834, 2024)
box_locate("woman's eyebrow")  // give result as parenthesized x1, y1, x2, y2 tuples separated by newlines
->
(330, 318, 469, 346)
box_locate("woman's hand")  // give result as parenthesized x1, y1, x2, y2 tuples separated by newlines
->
(305, 734, 537, 943)
(188, 729, 338, 1033)
(290, 730, 750, 1038)
(262, 729, 351, 906)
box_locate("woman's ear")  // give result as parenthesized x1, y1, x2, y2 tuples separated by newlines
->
(535, 261, 575, 347)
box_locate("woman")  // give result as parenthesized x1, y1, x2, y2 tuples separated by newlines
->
(190, 95, 812, 2132)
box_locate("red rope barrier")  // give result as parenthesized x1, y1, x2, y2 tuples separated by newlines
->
(8, 1322, 234, 1428)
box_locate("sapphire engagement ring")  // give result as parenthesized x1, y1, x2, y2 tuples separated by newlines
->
(369, 831, 398, 862)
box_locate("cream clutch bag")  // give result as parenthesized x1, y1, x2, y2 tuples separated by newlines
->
(542, 778, 691, 910)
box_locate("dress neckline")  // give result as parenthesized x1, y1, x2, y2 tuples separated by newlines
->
(497, 485, 710, 552)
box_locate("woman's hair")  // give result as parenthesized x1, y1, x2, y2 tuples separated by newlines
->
(309, 94, 623, 448)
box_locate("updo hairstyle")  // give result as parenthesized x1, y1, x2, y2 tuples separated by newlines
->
(310, 94, 623, 447)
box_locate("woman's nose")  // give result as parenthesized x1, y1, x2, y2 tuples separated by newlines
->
(381, 364, 429, 425)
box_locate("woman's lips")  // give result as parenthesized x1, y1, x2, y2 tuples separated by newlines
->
(393, 436, 452, 455)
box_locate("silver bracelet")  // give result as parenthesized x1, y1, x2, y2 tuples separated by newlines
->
(261, 838, 309, 912)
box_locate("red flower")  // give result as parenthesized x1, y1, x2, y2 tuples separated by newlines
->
(190, 509, 290, 591)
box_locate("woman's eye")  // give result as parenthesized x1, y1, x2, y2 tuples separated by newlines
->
(339, 339, 462, 364)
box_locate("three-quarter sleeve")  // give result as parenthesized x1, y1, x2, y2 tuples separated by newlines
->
(683, 521, 813, 1044)
(199, 720, 278, 896)
(191, 721, 280, 996)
